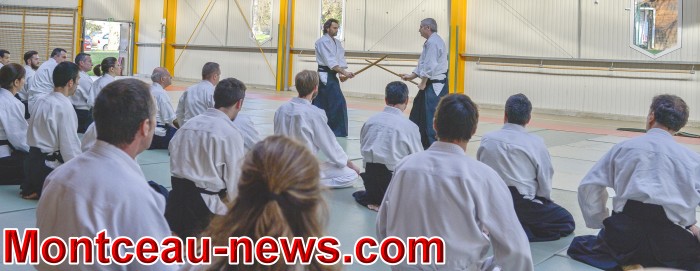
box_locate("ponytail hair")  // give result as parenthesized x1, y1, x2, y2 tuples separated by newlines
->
(0, 63, 26, 90)
(93, 64, 102, 76)
(95, 57, 118, 76)
(204, 136, 333, 271)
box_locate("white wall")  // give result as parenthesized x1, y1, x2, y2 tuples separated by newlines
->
(136, 0, 164, 74)
(84, 0, 135, 22)
(1, 0, 78, 8)
(465, 0, 700, 123)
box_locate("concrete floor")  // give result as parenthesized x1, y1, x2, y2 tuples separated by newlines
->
(1, 81, 699, 270)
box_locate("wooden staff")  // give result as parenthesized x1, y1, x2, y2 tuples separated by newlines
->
(340, 55, 388, 82)
(365, 59, 419, 86)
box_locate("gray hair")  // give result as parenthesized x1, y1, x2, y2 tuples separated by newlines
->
(151, 67, 167, 83)
(421, 18, 438, 32)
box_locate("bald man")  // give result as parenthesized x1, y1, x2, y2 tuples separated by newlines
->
(149, 67, 178, 149)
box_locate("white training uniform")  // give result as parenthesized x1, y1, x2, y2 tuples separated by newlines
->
(315, 33, 347, 85)
(0, 88, 29, 156)
(175, 80, 215, 127)
(27, 92, 81, 168)
(70, 70, 95, 110)
(87, 74, 115, 108)
(169, 108, 245, 215)
(273, 97, 358, 188)
(377, 142, 534, 271)
(81, 122, 97, 152)
(578, 128, 700, 229)
(28, 58, 59, 111)
(360, 106, 422, 171)
(414, 33, 448, 95)
(151, 82, 177, 136)
(18, 65, 35, 101)
(477, 123, 554, 200)
(36, 141, 177, 271)
(231, 113, 261, 152)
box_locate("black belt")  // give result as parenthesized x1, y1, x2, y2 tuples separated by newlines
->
(617, 200, 684, 227)
(427, 71, 449, 84)
(0, 140, 9, 146)
(46, 150, 64, 164)
(318, 65, 336, 74)
(171, 177, 227, 197)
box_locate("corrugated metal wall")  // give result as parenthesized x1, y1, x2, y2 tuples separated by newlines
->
(466, 0, 700, 123)
(84, 0, 134, 21)
(1, 0, 77, 8)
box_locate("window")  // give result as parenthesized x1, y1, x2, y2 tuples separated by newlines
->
(320, 0, 345, 39)
(630, 0, 682, 58)
(251, 0, 273, 44)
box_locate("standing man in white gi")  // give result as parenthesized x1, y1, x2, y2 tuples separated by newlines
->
(167, 78, 246, 238)
(23, 62, 81, 199)
(28, 48, 67, 112)
(353, 81, 422, 211)
(19, 50, 39, 119)
(176, 62, 220, 126)
(36, 79, 177, 271)
(377, 94, 533, 270)
(478, 93, 575, 242)
(401, 18, 448, 149)
(149, 67, 178, 149)
(70, 52, 94, 133)
(275, 70, 360, 188)
(313, 18, 354, 137)
(568, 94, 700, 270)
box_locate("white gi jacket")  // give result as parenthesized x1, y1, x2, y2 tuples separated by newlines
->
(169, 108, 245, 215)
(414, 33, 448, 95)
(27, 92, 81, 167)
(70, 71, 95, 110)
(151, 82, 177, 137)
(360, 106, 422, 171)
(0, 88, 29, 157)
(315, 34, 347, 84)
(175, 80, 215, 127)
(36, 140, 177, 271)
(28, 58, 58, 111)
(377, 142, 534, 271)
(578, 128, 700, 229)
(477, 123, 554, 200)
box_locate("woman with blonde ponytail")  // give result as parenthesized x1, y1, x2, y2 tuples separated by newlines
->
(180, 135, 335, 271)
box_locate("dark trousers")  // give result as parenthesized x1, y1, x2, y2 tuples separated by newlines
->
(353, 163, 393, 206)
(0, 150, 28, 185)
(568, 200, 700, 270)
(165, 177, 221, 238)
(409, 82, 448, 149)
(508, 187, 575, 242)
(312, 67, 348, 137)
(22, 147, 56, 197)
(149, 125, 177, 150)
(74, 108, 93, 134)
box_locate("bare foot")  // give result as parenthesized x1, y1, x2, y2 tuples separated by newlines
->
(21, 192, 39, 200)
(367, 204, 380, 212)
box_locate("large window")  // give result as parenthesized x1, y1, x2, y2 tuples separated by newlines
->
(320, 0, 345, 39)
(251, 0, 273, 44)
(631, 0, 681, 58)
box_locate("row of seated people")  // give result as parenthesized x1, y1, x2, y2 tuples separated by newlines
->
(0, 50, 698, 269)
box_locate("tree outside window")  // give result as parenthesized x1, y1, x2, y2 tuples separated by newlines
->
(252, 0, 273, 44)
(320, 0, 345, 39)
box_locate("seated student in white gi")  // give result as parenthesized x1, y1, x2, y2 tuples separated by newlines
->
(0, 64, 30, 185)
(81, 122, 97, 152)
(28, 48, 68, 112)
(353, 81, 422, 211)
(232, 112, 261, 152)
(568, 94, 700, 270)
(149, 67, 179, 149)
(36, 79, 177, 271)
(69, 53, 94, 133)
(24, 62, 82, 199)
(274, 70, 360, 188)
(19, 50, 40, 119)
(477, 93, 574, 242)
(377, 94, 534, 271)
(87, 57, 120, 108)
(166, 77, 247, 238)
(176, 62, 220, 126)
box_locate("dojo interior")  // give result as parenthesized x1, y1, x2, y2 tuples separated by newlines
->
(1, 0, 700, 270)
